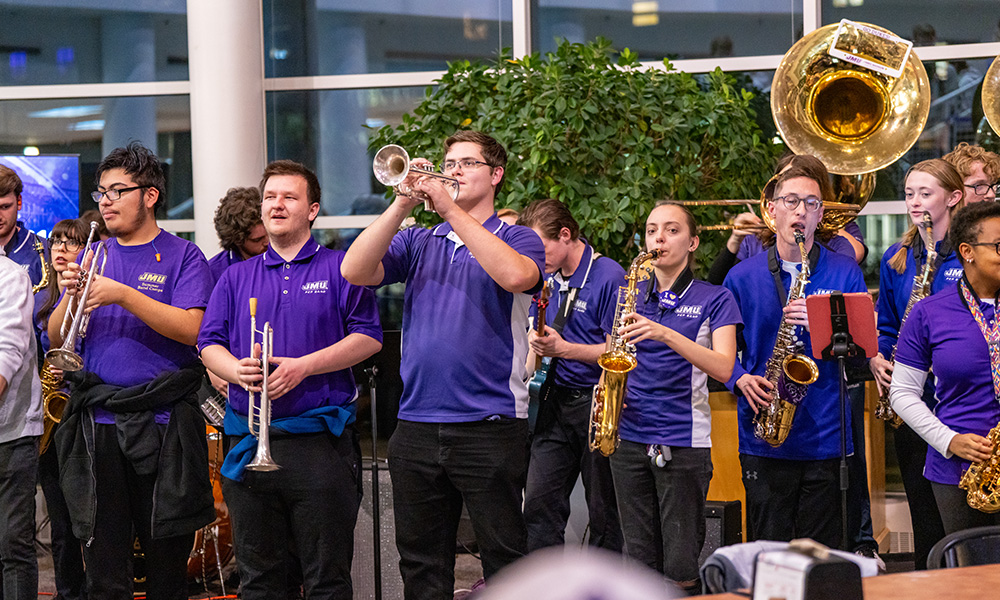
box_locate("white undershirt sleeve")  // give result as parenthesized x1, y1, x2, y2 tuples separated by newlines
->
(889, 362, 957, 459)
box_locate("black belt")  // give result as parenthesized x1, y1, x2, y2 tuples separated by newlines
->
(549, 384, 593, 399)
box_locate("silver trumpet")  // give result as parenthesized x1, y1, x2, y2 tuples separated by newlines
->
(372, 144, 459, 212)
(246, 297, 279, 471)
(46, 221, 108, 371)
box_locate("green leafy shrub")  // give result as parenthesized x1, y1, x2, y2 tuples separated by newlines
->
(369, 37, 783, 270)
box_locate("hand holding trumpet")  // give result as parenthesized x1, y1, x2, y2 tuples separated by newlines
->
(59, 248, 126, 312)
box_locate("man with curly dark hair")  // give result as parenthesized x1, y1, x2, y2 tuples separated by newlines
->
(209, 186, 266, 285)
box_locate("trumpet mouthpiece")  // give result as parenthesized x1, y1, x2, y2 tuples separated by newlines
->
(249, 297, 257, 318)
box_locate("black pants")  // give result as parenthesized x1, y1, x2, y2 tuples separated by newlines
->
(846, 382, 875, 551)
(38, 439, 87, 600)
(0, 436, 38, 600)
(610, 441, 712, 584)
(388, 418, 528, 600)
(895, 424, 945, 569)
(740, 454, 842, 548)
(930, 481, 1000, 538)
(523, 385, 622, 552)
(222, 429, 362, 600)
(85, 424, 193, 600)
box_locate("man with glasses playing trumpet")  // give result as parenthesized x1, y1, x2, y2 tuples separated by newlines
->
(200, 160, 382, 600)
(343, 131, 544, 599)
(48, 142, 216, 600)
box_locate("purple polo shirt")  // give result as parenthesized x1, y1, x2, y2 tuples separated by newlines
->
(531, 243, 625, 389)
(83, 230, 211, 387)
(606, 278, 741, 447)
(207, 249, 243, 287)
(380, 213, 545, 422)
(894, 285, 1000, 485)
(199, 242, 382, 419)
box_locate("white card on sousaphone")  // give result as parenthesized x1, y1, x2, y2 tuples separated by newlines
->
(828, 19, 913, 79)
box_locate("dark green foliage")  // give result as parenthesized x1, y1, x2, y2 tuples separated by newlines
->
(369, 37, 783, 271)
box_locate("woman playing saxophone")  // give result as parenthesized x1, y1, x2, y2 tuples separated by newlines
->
(605, 201, 740, 593)
(871, 159, 964, 568)
(890, 200, 1000, 534)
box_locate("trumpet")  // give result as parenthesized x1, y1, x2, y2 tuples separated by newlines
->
(372, 144, 459, 212)
(46, 221, 108, 372)
(246, 298, 279, 472)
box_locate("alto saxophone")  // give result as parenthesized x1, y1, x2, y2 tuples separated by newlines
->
(754, 231, 819, 447)
(875, 211, 935, 428)
(589, 249, 660, 457)
(39, 359, 69, 455)
(959, 420, 1000, 513)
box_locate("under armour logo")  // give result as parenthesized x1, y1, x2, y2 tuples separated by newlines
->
(745, 470, 758, 481)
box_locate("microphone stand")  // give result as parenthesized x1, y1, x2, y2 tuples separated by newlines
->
(366, 365, 382, 600)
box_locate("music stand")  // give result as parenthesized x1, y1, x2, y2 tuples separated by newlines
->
(806, 292, 877, 549)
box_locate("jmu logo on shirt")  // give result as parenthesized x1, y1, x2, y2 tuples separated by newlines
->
(812, 288, 840, 296)
(675, 304, 703, 318)
(137, 272, 167, 293)
(942, 267, 963, 283)
(301, 280, 329, 294)
(573, 299, 587, 312)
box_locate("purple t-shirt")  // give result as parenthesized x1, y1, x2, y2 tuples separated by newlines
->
(894, 285, 1000, 485)
(207, 249, 243, 287)
(609, 278, 741, 447)
(531, 244, 625, 389)
(198, 242, 382, 419)
(380, 214, 545, 422)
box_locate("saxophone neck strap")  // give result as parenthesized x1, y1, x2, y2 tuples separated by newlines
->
(959, 274, 1000, 403)
(913, 233, 951, 272)
(767, 242, 820, 306)
(644, 266, 694, 312)
(551, 246, 599, 333)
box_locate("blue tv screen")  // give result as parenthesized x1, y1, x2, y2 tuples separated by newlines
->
(0, 155, 80, 237)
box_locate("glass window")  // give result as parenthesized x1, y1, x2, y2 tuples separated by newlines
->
(821, 1, 1000, 47)
(263, 1, 513, 77)
(0, 3, 188, 86)
(532, 0, 802, 60)
(265, 86, 428, 219)
(0, 95, 192, 219)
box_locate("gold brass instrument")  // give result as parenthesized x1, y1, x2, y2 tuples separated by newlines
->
(959, 420, 1000, 513)
(46, 222, 107, 372)
(373, 144, 460, 211)
(31, 235, 50, 295)
(771, 21, 930, 176)
(984, 56, 1000, 136)
(246, 298, 279, 472)
(754, 231, 819, 447)
(876, 211, 935, 428)
(38, 359, 69, 454)
(683, 198, 862, 233)
(590, 249, 661, 457)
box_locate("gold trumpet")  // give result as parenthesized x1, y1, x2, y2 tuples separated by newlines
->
(46, 222, 108, 372)
(246, 298, 279, 472)
(372, 144, 460, 212)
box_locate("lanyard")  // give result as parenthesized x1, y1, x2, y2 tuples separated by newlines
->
(959, 275, 1000, 403)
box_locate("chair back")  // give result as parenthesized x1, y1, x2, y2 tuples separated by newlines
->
(927, 525, 1000, 569)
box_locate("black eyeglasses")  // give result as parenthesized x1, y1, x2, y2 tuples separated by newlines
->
(774, 194, 822, 212)
(49, 238, 84, 252)
(965, 183, 1000, 196)
(91, 185, 146, 203)
(441, 159, 491, 173)
(968, 241, 1000, 256)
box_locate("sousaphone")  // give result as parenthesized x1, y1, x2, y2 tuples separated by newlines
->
(984, 55, 1000, 136)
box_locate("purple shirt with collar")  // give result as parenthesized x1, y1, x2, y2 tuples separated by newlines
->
(379, 213, 545, 422)
(532, 243, 625, 389)
(207, 249, 243, 287)
(83, 230, 212, 387)
(894, 285, 1000, 485)
(199, 241, 382, 419)
(607, 277, 741, 447)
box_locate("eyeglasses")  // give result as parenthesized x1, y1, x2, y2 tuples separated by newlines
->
(965, 183, 1000, 196)
(968, 241, 1000, 256)
(91, 185, 146, 203)
(49, 238, 84, 252)
(774, 195, 822, 212)
(441, 159, 491, 174)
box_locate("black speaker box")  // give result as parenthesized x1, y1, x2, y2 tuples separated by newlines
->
(699, 500, 743, 565)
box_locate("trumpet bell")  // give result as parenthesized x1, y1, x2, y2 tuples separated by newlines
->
(771, 22, 930, 175)
(373, 144, 410, 187)
(984, 56, 1000, 137)
(46, 348, 83, 372)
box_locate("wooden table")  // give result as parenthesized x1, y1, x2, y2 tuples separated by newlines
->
(693, 563, 1000, 599)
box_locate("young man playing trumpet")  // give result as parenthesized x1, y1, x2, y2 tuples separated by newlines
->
(342, 131, 544, 599)
(722, 157, 867, 548)
(48, 141, 216, 600)
(199, 160, 382, 599)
